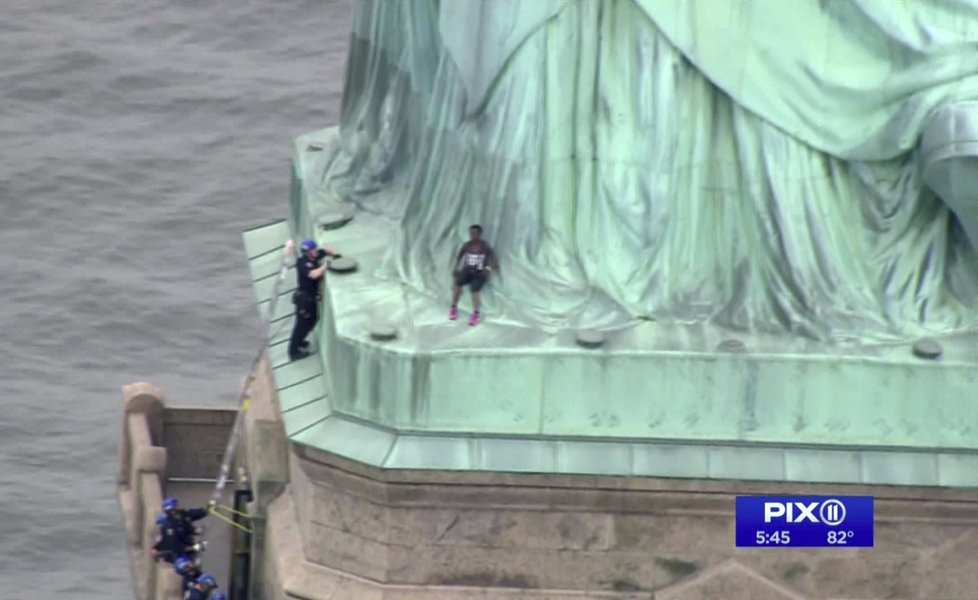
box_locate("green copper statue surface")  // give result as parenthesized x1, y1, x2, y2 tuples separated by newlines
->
(320, 0, 978, 342)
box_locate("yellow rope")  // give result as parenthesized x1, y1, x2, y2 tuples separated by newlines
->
(208, 504, 253, 534)
(214, 503, 252, 519)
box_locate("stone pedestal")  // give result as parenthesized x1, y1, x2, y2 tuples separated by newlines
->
(246, 436, 978, 600)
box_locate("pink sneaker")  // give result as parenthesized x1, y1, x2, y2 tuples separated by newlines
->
(449, 306, 458, 320)
(469, 311, 480, 326)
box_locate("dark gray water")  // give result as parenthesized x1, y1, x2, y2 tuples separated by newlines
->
(0, 1, 352, 596)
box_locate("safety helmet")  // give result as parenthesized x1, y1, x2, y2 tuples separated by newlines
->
(211, 594, 227, 600)
(162, 498, 178, 512)
(174, 556, 194, 574)
(196, 573, 218, 588)
(300, 239, 317, 252)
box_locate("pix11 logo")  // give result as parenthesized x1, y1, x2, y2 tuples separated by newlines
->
(764, 498, 847, 526)
(735, 496, 874, 548)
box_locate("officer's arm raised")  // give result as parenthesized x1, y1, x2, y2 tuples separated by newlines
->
(309, 264, 328, 279)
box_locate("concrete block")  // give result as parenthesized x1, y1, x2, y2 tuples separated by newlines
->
(385, 542, 688, 590)
(141, 472, 163, 532)
(155, 564, 183, 600)
(245, 415, 289, 511)
(123, 382, 166, 414)
(123, 383, 166, 454)
(135, 446, 167, 474)
(307, 480, 388, 544)
(304, 521, 390, 582)
(610, 513, 731, 559)
(117, 488, 140, 546)
(126, 413, 154, 487)
(386, 506, 615, 553)
(656, 561, 805, 600)
(162, 416, 231, 480)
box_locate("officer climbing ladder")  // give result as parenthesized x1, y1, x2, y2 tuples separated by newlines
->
(151, 239, 297, 599)
(209, 238, 296, 527)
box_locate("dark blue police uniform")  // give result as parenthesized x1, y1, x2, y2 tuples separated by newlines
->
(289, 249, 331, 360)
(153, 509, 208, 563)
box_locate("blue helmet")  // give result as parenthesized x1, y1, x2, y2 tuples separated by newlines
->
(300, 239, 317, 252)
(211, 594, 227, 600)
(162, 498, 178, 512)
(196, 573, 217, 588)
(174, 556, 194, 574)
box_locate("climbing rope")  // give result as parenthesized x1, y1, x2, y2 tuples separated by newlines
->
(208, 503, 254, 534)
(209, 239, 295, 510)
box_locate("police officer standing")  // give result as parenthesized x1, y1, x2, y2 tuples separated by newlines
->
(152, 497, 209, 563)
(289, 239, 340, 361)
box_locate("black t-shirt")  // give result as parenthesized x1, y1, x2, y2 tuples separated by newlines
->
(296, 250, 327, 295)
(456, 240, 495, 272)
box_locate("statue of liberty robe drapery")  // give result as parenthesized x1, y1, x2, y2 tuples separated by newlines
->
(319, 0, 978, 342)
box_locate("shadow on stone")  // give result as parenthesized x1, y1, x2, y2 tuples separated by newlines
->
(655, 557, 701, 578)
(436, 572, 537, 588)
(602, 576, 642, 592)
(782, 562, 808, 580)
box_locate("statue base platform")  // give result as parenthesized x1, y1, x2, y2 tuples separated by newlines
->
(243, 172, 978, 487)
(243, 383, 978, 600)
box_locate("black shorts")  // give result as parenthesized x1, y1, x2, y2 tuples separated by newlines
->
(454, 269, 487, 292)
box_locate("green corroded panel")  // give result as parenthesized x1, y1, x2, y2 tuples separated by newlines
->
(270, 413, 978, 487)
(268, 322, 291, 346)
(555, 441, 632, 476)
(272, 357, 322, 390)
(282, 397, 330, 438)
(631, 444, 709, 480)
(256, 292, 295, 324)
(253, 269, 295, 303)
(242, 220, 288, 260)
(276, 375, 328, 413)
(861, 452, 939, 487)
(937, 454, 978, 487)
(476, 439, 557, 474)
(292, 417, 395, 468)
(783, 449, 862, 484)
(267, 340, 291, 369)
(318, 0, 978, 341)
(385, 436, 474, 471)
(248, 249, 288, 283)
(707, 447, 787, 482)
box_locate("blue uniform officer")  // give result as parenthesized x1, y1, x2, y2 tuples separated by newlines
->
(288, 239, 340, 361)
(152, 498, 209, 563)
(174, 556, 201, 594)
(184, 573, 219, 600)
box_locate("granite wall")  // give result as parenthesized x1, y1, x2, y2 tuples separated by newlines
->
(270, 444, 978, 599)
